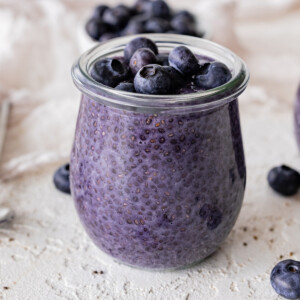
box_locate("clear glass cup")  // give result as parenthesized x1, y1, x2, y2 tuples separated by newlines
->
(71, 34, 249, 270)
(294, 83, 300, 149)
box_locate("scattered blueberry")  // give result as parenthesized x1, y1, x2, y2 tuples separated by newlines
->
(124, 37, 158, 62)
(99, 32, 119, 42)
(86, 1, 205, 42)
(157, 53, 169, 66)
(115, 82, 136, 92)
(102, 5, 131, 30)
(267, 165, 300, 196)
(145, 17, 170, 33)
(91, 58, 128, 87)
(134, 0, 151, 14)
(173, 10, 195, 24)
(134, 64, 173, 95)
(53, 163, 71, 194)
(85, 18, 112, 41)
(168, 46, 200, 75)
(150, 0, 171, 19)
(92, 5, 109, 20)
(271, 260, 300, 299)
(122, 18, 145, 35)
(129, 48, 157, 75)
(199, 203, 222, 230)
(0, 207, 14, 224)
(171, 15, 197, 36)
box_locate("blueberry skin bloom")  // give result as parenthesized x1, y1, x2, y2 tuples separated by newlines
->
(271, 260, 300, 299)
(90, 58, 128, 87)
(129, 48, 157, 75)
(168, 46, 200, 76)
(124, 37, 158, 62)
(134, 64, 173, 95)
(53, 163, 71, 194)
(267, 165, 300, 196)
(195, 62, 232, 90)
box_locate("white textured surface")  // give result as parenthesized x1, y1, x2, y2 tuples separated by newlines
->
(1, 0, 300, 299)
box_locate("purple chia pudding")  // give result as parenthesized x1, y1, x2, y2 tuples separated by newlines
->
(71, 34, 249, 269)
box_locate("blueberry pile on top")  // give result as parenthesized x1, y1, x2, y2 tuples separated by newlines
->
(90, 37, 232, 95)
(85, 0, 204, 42)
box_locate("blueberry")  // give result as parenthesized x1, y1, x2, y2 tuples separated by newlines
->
(145, 17, 170, 33)
(171, 15, 197, 36)
(271, 260, 300, 299)
(53, 163, 71, 194)
(150, 0, 171, 19)
(99, 32, 118, 42)
(122, 18, 145, 35)
(124, 37, 158, 62)
(92, 5, 109, 20)
(134, 64, 173, 95)
(91, 58, 128, 87)
(115, 82, 136, 92)
(195, 62, 232, 90)
(199, 203, 222, 230)
(130, 48, 157, 75)
(102, 5, 131, 30)
(267, 165, 300, 196)
(173, 10, 195, 24)
(85, 18, 112, 40)
(134, 0, 151, 14)
(162, 66, 184, 90)
(157, 53, 169, 66)
(168, 46, 200, 76)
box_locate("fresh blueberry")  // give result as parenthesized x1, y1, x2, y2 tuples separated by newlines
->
(271, 260, 300, 299)
(173, 10, 195, 24)
(99, 32, 118, 42)
(134, 64, 173, 95)
(102, 5, 131, 30)
(199, 203, 222, 230)
(157, 53, 169, 66)
(168, 46, 200, 76)
(267, 165, 300, 196)
(53, 163, 71, 194)
(91, 58, 128, 87)
(171, 15, 197, 36)
(134, 0, 151, 14)
(92, 5, 109, 20)
(150, 0, 171, 19)
(124, 37, 158, 62)
(115, 82, 136, 92)
(122, 17, 145, 35)
(195, 62, 232, 90)
(162, 66, 184, 90)
(85, 18, 112, 40)
(130, 48, 157, 75)
(145, 17, 170, 33)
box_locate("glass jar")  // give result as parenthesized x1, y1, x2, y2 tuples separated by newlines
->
(71, 34, 249, 269)
(294, 83, 300, 149)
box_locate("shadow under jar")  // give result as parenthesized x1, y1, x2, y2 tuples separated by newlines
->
(71, 34, 249, 270)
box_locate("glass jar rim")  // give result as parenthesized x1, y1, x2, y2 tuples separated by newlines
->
(71, 34, 249, 112)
